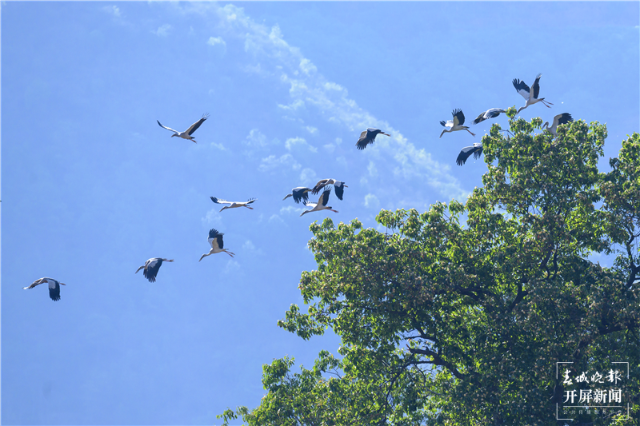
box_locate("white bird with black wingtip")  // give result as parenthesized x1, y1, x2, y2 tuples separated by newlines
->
(473, 108, 507, 125)
(283, 187, 312, 204)
(199, 229, 235, 261)
(157, 113, 209, 143)
(543, 113, 573, 137)
(210, 197, 257, 212)
(311, 179, 348, 200)
(440, 109, 475, 138)
(356, 128, 391, 150)
(24, 277, 66, 301)
(300, 189, 339, 217)
(513, 74, 553, 114)
(136, 258, 174, 282)
(456, 143, 483, 166)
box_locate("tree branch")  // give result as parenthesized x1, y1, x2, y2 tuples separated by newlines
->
(406, 346, 470, 380)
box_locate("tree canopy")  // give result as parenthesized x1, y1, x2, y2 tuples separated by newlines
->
(219, 109, 640, 425)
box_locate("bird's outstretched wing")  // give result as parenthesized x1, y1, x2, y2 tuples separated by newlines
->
(186, 113, 209, 135)
(513, 79, 531, 99)
(292, 188, 310, 204)
(440, 120, 452, 128)
(456, 143, 483, 166)
(23, 277, 47, 290)
(356, 130, 370, 150)
(48, 280, 61, 301)
(475, 108, 504, 124)
(312, 179, 332, 195)
(210, 197, 232, 205)
(556, 113, 573, 126)
(334, 182, 346, 200)
(452, 109, 465, 126)
(531, 74, 542, 99)
(320, 189, 331, 206)
(157, 121, 178, 134)
(207, 228, 224, 250)
(473, 112, 487, 125)
(246, 198, 257, 204)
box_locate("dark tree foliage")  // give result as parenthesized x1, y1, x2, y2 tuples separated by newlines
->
(219, 109, 640, 425)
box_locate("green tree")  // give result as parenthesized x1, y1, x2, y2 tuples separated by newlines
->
(219, 110, 640, 425)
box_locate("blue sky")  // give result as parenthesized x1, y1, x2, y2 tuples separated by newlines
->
(2, 2, 638, 424)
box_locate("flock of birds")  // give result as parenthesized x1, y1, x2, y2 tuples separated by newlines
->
(25, 73, 573, 301)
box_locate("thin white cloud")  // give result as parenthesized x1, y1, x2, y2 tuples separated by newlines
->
(153, 24, 172, 37)
(202, 209, 224, 227)
(209, 141, 226, 151)
(207, 36, 226, 48)
(280, 205, 305, 216)
(223, 259, 241, 275)
(244, 129, 268, 148)
(258, 154, 301, 173)
(305, 126, 318, 134)
(278, 99, 305, 112)
(323, 144, 335, 154)
(285, 137, 317, 153)
(242, 240, 263, 256)
(102, 5, 121, 17)
(268, 214, 286, 226)
(299, 168, 317, 184)
(300, 58, 317, 75)
(186, 3, 468, 201)
(364, 194, 380, 210)
(368, 161, 378, 177)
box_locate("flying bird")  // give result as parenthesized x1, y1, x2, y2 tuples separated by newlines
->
(136, 258, 174, 282)
(157, 113, 209, 143)
(283, 187, 312, 204)
(456, 143, 483, 166)
(513, 74, 553, 114)
(199, 228, 235, 261)
(542, 113, 573, 137)
(356, 128, 391, 150)
(440, 109, 475, 138)
(301, 189, 338, 217)
(210, 197, 256, 212)
(311, 179, 348, 200)
(23, 277, 66, 301)
(473, 108, 507, 125)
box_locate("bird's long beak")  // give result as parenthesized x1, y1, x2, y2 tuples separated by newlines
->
(383, 133, 390, 136)
(61, 283, 66, 286)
